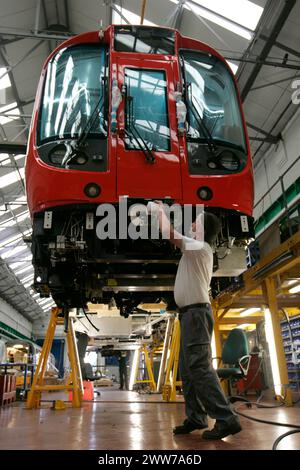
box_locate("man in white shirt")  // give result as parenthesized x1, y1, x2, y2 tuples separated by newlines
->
(150, 201, 242, 440)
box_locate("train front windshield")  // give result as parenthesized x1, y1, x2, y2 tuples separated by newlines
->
(181, 50, 246, 153)
(38, 45, 107, 145)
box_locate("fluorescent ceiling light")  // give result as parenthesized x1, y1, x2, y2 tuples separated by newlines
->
(14, 265, 33, 276)
(240, 307, 261, 317)
(237, 323, 252, 329)
(20, 273, 34, 283)
(24, 280, 33, 289)
(190, 0, 263, 31)
(264, 308, 282, 397)
(112, 5, 156, 26)
(0, 67, 11, 90)
(0, 166, 24, 189)
(1, 244, 28, 259)
(0, 102, 20, 125)
(289, 284, 300, 294)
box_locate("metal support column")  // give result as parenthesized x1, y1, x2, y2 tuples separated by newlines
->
(264, 277, 293, 406)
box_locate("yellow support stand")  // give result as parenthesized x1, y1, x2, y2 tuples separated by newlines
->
(134, 345, 156, 391)
(26, 307, 83, 409)
(163, 317, 182, 402)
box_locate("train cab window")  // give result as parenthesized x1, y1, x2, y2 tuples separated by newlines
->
(114, 26, 175, 55)
(180, 50, 247, 174)
(124, 68, 170, 152)
(38, 45, 108, 145)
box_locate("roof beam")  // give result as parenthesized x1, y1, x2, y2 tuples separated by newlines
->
(240, 0, 296, 102)
(173, 0, 185, 30)
(247, 122, 280, 144)
(0, 143, 27, 154)
(251, 74, 300, 91)
(0, 28, 73, 41)
(260, 34, 300, 59)
(225, 56, 300, 71)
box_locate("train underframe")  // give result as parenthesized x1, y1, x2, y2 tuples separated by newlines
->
(31, 203, 254, 316)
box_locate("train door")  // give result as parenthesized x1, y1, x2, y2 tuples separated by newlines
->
(114, 58, 182, 200)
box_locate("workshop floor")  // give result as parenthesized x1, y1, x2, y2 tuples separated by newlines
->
(0, 387, 299, 450)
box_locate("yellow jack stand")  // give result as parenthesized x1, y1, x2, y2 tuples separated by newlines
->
(162, 317, 182, 402)
(134, 345, 156, 391)
(26, 307, 83, 409)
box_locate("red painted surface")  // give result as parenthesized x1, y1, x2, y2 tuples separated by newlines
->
(25, 25, 253, 216)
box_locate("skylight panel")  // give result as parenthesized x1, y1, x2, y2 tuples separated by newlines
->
(191, 0, 263, 30)
(185, 1, 252, 40)
(112, 5, 156, 26)
(0, 68, 11, 90)
(227, 60, 239, 74)
(0, 102, 20, 125)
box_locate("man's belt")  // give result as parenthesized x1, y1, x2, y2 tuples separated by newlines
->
(178, 303, 211, 314)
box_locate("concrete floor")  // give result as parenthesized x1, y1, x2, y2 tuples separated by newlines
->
(0, 388, 299, 450)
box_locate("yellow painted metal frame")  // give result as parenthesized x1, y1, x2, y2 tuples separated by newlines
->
(134, 345, 156, 391)
(212, 230, 300, 406)
(26, 307, 83, 409)
(162, 317, 182, 402)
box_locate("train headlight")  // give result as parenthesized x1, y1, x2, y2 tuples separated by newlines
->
(197, 186, 213, 201)
(73, 152, 88, 165)
(84, 183, 101, 198)
(219, 150, 240, 171)
(49, 145, 66, 165)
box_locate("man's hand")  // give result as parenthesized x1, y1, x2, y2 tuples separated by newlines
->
(148, 200, 183, 249)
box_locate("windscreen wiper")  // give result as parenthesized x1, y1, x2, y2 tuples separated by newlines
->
(181, 59, 216, 154)
(62, 79, 107, 167)
(126, 95, 155, 163)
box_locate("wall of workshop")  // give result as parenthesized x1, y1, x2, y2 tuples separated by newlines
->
(253, 107, 300, 235)
(0, 297, 32, 339)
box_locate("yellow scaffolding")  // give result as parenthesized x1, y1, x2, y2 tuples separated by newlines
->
(212, 230, 300, 406)
(26, 307, 83, 409)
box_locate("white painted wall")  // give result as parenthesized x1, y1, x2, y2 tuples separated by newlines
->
(253, 107, 300, 229)
(0, 297, 32, 339)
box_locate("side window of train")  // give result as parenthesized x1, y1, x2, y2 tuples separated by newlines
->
(124, 68, 171, 152)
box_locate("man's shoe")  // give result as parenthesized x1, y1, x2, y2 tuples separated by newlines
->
(202, 420, 242, 440)
(173, 419, 208, 435)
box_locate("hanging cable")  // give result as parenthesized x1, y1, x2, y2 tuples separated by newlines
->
(81, 307, 100, 332)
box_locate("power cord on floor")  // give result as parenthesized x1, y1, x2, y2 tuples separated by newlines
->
(230, 394, 300, 450)
(272, 430, 300, 450)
